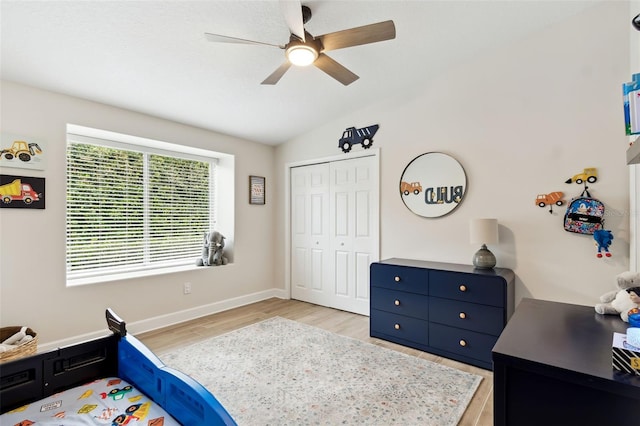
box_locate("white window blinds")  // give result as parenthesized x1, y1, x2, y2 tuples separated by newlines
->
(66, 136, 215, 281)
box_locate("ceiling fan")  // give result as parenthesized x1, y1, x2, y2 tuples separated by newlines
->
(204, 0, 396, 86)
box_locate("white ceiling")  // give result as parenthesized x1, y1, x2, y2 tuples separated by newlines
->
(1, 0, 602, 145)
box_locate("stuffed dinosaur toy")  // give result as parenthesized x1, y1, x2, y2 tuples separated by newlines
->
(196, 231, 228, 266)
(593, 229, 613, 258)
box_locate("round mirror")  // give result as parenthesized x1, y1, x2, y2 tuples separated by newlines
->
(399, 152, 467, 218)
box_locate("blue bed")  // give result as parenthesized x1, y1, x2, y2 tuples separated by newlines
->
(0, 309, 236, 425)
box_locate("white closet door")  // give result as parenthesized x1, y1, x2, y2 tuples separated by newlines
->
(290, 163, 332, 306)
(329, 156, 377, 315)
(290, 155, 378, 315)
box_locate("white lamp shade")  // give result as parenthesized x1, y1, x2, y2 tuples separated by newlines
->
(470, 218, 498, 245)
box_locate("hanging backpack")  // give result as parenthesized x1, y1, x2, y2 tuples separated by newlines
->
(563, 188, 605, 235)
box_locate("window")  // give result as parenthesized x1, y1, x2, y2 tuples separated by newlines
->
(66, 129, 219, 285)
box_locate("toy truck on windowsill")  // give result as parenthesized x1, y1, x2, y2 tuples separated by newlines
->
(338, 124, 379, 153)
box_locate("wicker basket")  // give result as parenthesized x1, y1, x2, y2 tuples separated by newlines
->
(0, 326, 37, 363)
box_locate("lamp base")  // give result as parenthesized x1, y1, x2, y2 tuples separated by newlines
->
(473, 244, 496, 269)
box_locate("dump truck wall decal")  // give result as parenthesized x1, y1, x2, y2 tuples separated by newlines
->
(0, 174, 45, 209)
(338, 124, 379, 153)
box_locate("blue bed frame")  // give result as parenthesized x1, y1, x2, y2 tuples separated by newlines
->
(0, 309, 236, 425)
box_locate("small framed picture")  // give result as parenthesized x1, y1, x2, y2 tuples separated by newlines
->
(249, 175, 265, 205)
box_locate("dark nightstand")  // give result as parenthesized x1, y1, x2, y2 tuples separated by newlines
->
(493, 298, 640, 426)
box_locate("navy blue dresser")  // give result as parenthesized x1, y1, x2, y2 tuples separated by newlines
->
(370, 258, 515, 370)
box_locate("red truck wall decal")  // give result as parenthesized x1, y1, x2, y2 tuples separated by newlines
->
(0, 174, 45, 209)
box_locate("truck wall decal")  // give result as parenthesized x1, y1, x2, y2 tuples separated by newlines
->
(0, 174, 45, 209)
(338, 124, 379, 153)
(0, 133, 47, 171)
(535, 191, 564, 214)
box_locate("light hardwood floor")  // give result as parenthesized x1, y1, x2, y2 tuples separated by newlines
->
(137, 298, 493, 426)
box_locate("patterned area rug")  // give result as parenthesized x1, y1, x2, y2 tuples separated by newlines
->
(161, 317, 482, 425)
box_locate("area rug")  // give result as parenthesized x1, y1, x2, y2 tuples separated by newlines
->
(160, 317, 482, 425)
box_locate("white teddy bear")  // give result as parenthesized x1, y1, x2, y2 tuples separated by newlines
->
(595, 271, 640, 322)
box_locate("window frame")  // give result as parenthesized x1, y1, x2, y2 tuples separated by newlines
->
(65, 125, 225, 286)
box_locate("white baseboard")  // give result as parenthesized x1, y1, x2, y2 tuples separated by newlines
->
(37, 288, 288, 353)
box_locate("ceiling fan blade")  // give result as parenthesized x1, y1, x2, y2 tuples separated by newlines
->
(205, 32, 283, 48)
(261, 61, 292, 85)
(314, 53, 359, 86)
(318, 20, 396, 52)
(280, 0, 305, 42)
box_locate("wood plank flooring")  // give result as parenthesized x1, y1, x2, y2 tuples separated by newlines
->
(137, 298, 493, 426)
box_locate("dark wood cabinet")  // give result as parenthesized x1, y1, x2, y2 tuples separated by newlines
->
(493, 298, 640, 426)
(369, 258, 514, 370)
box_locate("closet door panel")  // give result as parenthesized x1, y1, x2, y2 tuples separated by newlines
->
(290, 163, 330, 302)
(290, 155, 378, 315)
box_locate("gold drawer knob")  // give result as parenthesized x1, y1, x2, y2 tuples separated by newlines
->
(394, 276, 401, 282)
(459, 285, 467, 292)
(459, 312, 466, 319)
(394, 300, 400, 306)
(394, 323, 401, 330)
(459, 339, 467, 347)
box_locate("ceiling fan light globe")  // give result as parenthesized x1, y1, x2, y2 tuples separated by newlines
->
(286, 45, 318, 66)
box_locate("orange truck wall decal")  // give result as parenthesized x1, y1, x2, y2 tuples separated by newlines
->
(535, 191, 564, 208)
(400, 181, 422, 195)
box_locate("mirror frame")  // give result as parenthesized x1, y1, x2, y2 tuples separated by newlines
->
(399, 152, 467, 218)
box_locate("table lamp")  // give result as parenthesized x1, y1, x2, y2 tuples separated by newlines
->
(470, 218, 498, 269)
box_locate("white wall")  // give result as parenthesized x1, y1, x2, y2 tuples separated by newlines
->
(0, 81, 277, 345)
(633, 2, 640, 70)
(275, 2, 632, 308)
(629, 0, 640, 271)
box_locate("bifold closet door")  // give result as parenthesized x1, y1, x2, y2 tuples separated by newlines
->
(290, 155, 378, 315)
(291, 163, 332, 308)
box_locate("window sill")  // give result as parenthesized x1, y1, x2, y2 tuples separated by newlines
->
(67, 263, 228, 287)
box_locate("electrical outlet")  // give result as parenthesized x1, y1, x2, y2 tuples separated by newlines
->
(183, 282, 191, 295)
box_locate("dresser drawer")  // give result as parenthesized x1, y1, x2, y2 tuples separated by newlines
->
(370, 259, 514, 370)
(371, 287, 429, 319)
(429, 322, 497, 363)
(370, 263, 429, 295)
(370, 309, 428, 346)
(429, 298, 504, 336)
(430, 270, 504, 307)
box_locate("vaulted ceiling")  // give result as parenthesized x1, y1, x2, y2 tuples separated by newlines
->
(0, 1, 602, 145)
